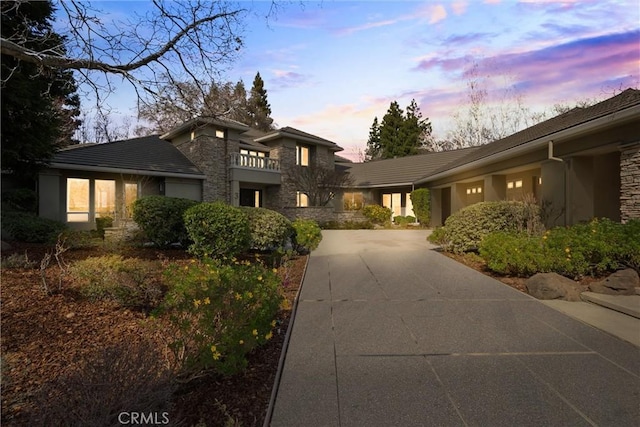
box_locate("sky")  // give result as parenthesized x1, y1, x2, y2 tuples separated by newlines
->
(70, 1, 639, 161)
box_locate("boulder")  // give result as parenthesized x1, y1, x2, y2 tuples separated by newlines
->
(589, 269, 639, 296)
(525, 272, 582, 301)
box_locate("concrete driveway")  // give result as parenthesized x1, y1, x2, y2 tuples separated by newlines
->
(269, 230, 640, 426)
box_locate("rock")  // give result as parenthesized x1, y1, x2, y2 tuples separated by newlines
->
(589, 269, 639, 295)
(1, 240, 12, 251)
(525, 272, 582, 301)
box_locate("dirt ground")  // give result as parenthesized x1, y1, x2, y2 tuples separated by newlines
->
(1, 243, 306, 427)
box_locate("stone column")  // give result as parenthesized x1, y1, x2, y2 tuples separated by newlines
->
(620, 141, 640, 222)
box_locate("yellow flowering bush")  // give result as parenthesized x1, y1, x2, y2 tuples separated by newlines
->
(479, 218, 640, 277)
(291, 218, 322, 253)
(161, 257, 282, 375)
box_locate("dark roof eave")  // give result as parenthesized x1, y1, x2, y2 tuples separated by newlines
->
(161, 117, 249, 140)
(48, 163, 206, 180)
(415, 103, 640, 185)
(345, 182, 416, 189)
(255, 130, 344, 151)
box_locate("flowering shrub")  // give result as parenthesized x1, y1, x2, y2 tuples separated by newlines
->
(362, 204, 392, 225)
(68, 255, 162, 308)
(479, 218, 640, 277)
(183, 202, 251, 259)
(428, 200, 543, 253)
(132, 196, 198, 247)
(291, 218, 322, 253)
(162, 258, 281, 375)
(241, 207, 293, 251)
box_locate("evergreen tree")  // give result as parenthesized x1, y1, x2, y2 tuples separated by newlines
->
(365, 99, 432, 160)
(365, 117, 381, 160)
(248, 72, 274, 131)
(1, 0, 81, 179)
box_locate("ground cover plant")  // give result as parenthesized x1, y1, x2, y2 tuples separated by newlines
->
(479, 218, 640, 277)
(2, 209, 309, 426)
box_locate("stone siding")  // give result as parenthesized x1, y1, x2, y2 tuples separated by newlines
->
(174, 135, 238, 203)
(281, 207, 367, 224)
(620, 141, 640, 222)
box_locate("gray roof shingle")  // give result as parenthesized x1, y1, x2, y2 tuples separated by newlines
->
(344, 147, 479, 187)
(51, 135, 204, 177)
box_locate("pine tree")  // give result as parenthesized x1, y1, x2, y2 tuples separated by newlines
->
(1, 0, 81, 179)
(365, 99, 432, 160)
(365, 117, 381, 161)
(248, 72, 274, 131)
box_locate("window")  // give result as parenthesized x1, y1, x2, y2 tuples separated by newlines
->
(466, 186, 482, 195)
(343, 192, 364, 210)
(508, 180, 523, 189)
(215, 129, 225, 138)
(239, 149, 267, 168)
(124, 183, 138, 219)
(66, 178, 118, 223)
(296, 191, 309, 207)
(95, 179, 116, 218)
(67, 178, 90, 222)
(296, 144, 309, 166)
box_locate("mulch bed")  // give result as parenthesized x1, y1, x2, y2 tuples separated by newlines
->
(1, 243, 306, 427)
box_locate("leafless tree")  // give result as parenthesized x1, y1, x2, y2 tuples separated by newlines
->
(1, 0, 258, 115)
(288, 165, 354, 207)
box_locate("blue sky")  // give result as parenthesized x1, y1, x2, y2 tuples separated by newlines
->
(74, 1, 639, 160)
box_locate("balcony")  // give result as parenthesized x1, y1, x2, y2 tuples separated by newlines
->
(230, 152, 280, 171)
(229, 152, 281, 185)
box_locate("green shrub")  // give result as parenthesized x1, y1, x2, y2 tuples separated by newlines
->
(183, 202, 251, 259)
(362, 204, 392, 225)
(292, 218, 322, 253)
(132, 196, 198, 248)
(410, 188, 430, 225)
(394, 215, 416, 226)
(1, 212, 67, 243)
(1, 252, 37, 269)
(1, 188, 37, 213)
(479, 218, 640, 277)
(68, 255, 162, 308)
(427, 200, 543, 253)
(162, 258, 281, 375)
(241, 207, 293, 251)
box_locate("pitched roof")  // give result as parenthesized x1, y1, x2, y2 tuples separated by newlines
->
(419, 88, 640, 183)
(255, 126, 344, 151)
(160, 116, 250, 140)
(344, 147, 479, 188)
(50, 135, 205, 178)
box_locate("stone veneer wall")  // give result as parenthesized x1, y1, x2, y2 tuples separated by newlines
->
(620, 141, 640, 222)
(174, 135, 239, 203)
(281, 207, 367, 224)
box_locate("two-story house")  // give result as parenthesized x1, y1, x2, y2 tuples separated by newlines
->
(37, 118, 343, 230)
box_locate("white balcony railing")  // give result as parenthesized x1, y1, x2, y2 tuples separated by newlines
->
(230, 152, 280, 171)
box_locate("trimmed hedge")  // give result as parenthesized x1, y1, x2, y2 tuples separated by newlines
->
(1, 212, 66, 243)
(132, 196, 198, 247)
(241, 207, 293, 251)
(410, 188, 430, 225)
(184, 202, 251, 259)
(428, 200, 543, 253)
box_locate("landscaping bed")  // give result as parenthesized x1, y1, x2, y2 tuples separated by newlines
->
(1, 243, 306, 426)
